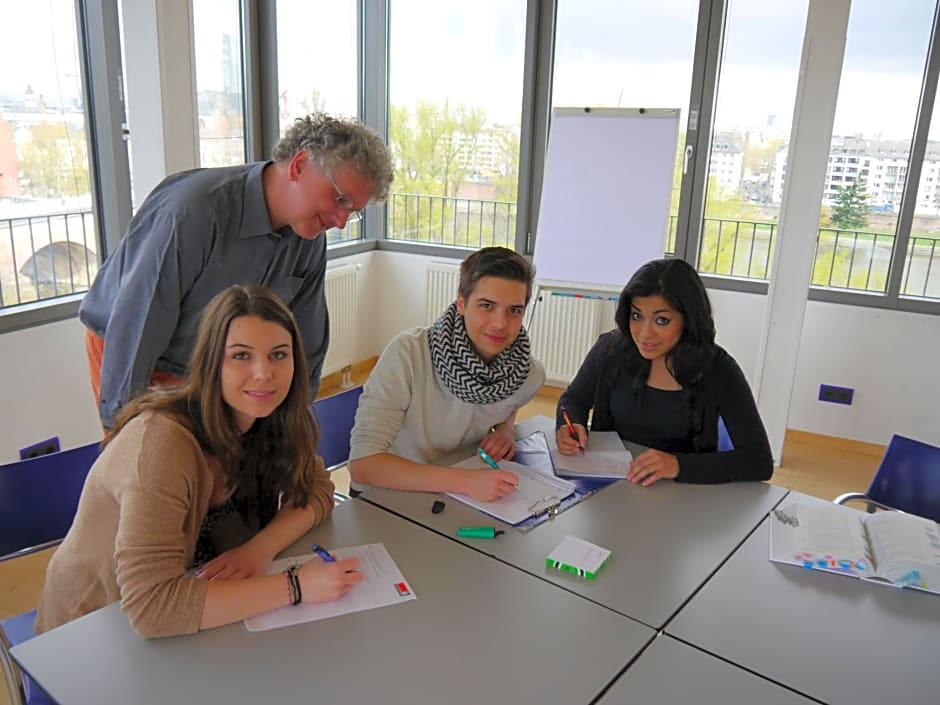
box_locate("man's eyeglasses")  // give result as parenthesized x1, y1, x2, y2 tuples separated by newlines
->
(322, 169, 363, 224)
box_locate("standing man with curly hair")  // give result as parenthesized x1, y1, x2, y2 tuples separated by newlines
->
(80, 113, 394, 429)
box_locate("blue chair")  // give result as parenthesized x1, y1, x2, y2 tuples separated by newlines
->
(313, 386, 364, 502)
(717, 416, 734, 452)
(0, 441, 100, 705)
(834, 434, 940, 523)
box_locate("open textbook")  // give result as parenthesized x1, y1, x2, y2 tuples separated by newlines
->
(447, 457, 576, 526)
(769, 497, 940, 595)
(245, 543, 416, 632)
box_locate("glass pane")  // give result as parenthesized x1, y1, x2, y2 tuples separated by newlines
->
(0, 0, 99, 307)
(193, 0, 246, 168)
(553, 0, 699, 254)
(811, 0, 934, 293)
(276, 0, 360, 244)
(388, 1, 526, 249)
(699, 0, 809, 280)
(903, 83, 940, 300)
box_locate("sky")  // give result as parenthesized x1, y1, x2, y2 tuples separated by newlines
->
(4, 0, 940, 142)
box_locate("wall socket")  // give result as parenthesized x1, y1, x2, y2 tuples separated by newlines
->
(818, 384, 854, 405)
(19, 436, 61, 460)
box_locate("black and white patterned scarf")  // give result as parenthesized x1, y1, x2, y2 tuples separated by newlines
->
(427, 302, 531, 405)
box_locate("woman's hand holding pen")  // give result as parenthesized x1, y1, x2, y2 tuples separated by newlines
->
(460, 468, 519, 501)
(297, 557, 364, 603)
(556, 423, 588, 456)
(627, 449, 679, 486)
(480, 427, 516, 461)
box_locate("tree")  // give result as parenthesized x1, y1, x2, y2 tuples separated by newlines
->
(17, 121, 90, 199)
(830, 179, 870, 230)
(389, 101, 515, 247)
(390, 100, 485, 197)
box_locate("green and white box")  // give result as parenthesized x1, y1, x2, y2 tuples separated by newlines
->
(546, 535, 611, 581)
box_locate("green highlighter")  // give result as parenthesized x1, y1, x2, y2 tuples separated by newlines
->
(458, 526, 505, 539)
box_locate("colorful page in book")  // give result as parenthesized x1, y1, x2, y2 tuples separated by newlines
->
(769, 500, 875, 578)
(447, 457, 576, 526)
(244, 543, 416, 632)
(863, 511, 940, 594)
(550, 431, 633, 479)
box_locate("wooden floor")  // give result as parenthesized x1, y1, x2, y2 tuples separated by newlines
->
(0, 376, 883, 705)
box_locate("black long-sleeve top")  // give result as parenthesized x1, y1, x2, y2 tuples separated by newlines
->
(556, 332, 773, 484)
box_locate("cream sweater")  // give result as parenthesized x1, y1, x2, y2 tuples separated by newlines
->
(35, 412, 334, 638)
(350, 327, 545, 470)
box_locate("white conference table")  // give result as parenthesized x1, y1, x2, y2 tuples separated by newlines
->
(361, 415, 788, 629)
(667, 491, 940, 704)
(596, 634, 817, 705)
(12, 499, 654, 705)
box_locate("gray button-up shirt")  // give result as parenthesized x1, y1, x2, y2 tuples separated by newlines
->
(79, 161, 329, 427)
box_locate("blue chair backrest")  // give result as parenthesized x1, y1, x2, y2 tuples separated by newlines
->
(313, 386, 364, 470)
(0, 441, 100, 558)
(867, 434, 940, 523)
(717, 416, 734, 452)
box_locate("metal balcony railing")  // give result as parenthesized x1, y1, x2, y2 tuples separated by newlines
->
(387, 192, 516, 249)
(1, 210, 98, 308)
(669, 214, 940, 299)
(2, 204, 939, 309)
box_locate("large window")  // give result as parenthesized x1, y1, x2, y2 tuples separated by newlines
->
(811, 0, 934, 295)
(553, 0, 699, 254)
(276, 0, 361, 244)
(0, 0, 97, 307)
(387, 0, 526, 249)
(698, 0, 808, 280)
(904, 51, 940, 300)
(193, 0, 246, 168)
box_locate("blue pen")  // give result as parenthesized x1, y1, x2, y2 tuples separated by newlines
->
(477, 447, 500, 469)
(310, 543, 336, 563)
(477, 447, 519, 491)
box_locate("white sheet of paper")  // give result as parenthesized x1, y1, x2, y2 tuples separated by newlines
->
(446, 457, 576, 525)
(244, 543, 416, 632)
(547, 535, 611, 574)
(551, 431, 633, 479)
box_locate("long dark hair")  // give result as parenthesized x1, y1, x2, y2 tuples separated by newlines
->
(106, 285, 321, 523)
(612, 257, 716, 389)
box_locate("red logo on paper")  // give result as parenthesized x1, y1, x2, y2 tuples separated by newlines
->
(394, 582, 411, 597)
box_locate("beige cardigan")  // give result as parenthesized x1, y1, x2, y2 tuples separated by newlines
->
(35, 411, 334, 638)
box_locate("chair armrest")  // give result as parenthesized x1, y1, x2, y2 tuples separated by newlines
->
(833, 492, 869, 505)
(832, 493, 899, 514)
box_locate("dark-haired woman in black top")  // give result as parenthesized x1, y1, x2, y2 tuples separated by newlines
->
(556, 258, 773, 486)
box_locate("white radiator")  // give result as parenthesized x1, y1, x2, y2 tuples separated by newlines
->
(323, 264, 359, 375)
(423, 260, 612, 385)
(425, 262, 461, 325)
(528, 289, 613, 385)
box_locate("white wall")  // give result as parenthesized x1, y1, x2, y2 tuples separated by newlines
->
(3, 251, 937, 462)
(0, 317, 100, 462)
(790, 300, 940, 447)
(704, 288, 940, 448)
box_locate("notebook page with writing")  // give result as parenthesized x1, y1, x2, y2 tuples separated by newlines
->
(447, 457, 576, 526)
(244, 543, 416, 632)
(550, 431, 633, 479)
